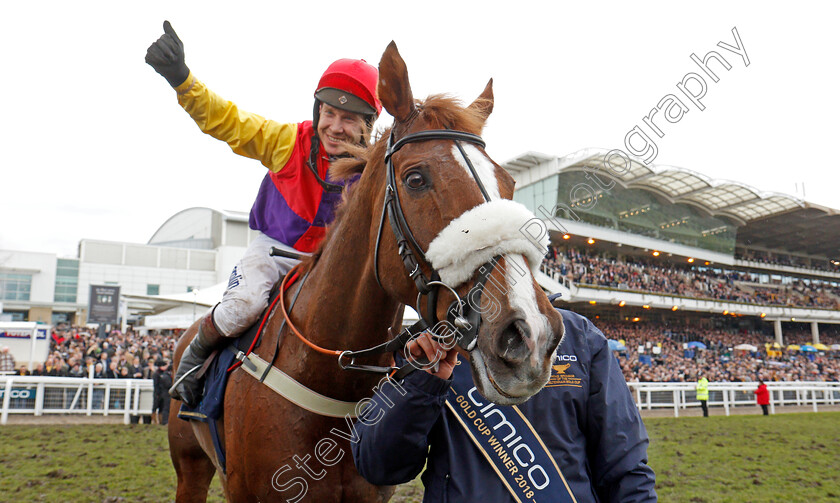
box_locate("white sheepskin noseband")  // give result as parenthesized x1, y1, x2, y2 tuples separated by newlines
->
(425, 199, 548, 287)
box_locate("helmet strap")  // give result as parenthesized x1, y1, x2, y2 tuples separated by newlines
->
(307, 133, 344, 194)
(308, 98, 374, 193)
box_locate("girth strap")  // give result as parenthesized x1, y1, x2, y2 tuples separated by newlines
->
(230, 348, 360, 418)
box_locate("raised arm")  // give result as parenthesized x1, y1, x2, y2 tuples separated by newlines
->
(145, 21, 296, 171)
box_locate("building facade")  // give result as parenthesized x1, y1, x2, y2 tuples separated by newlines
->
(0, 208, 256, 326)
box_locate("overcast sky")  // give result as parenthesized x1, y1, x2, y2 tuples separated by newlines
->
(1, 1, 838, 258)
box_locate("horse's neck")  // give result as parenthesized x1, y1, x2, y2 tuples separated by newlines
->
(301, 249, 397, 349)
(278, 195, 401, 396)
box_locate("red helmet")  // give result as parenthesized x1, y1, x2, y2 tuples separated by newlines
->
(314, 58, 381, 117)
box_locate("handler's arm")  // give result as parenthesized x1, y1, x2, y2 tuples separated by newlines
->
(352, 369, 450, 485)
(585, 326, 658, 502)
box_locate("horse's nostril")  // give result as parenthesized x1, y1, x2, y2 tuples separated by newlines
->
(496, 319, 532, 364)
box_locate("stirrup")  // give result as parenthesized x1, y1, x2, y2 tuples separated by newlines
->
(171, 363, 203, 391)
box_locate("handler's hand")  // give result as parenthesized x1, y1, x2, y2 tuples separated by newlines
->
(145, 21, 190, 87)
(406, 332, 458, 379)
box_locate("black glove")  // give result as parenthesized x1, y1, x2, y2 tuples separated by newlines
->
(145, 21, 190, 88)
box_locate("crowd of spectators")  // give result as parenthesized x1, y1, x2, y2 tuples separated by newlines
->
(8, 308, 839, 387)
(736, 249, 839, 274)
(12, 325, 180, 380)
(595, 320, 840, 383)
(543, 246, 840, 310)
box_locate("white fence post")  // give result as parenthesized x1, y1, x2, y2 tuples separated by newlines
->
(123, 380, 132, 425)
(133, 380, 141, 414)
(722, 388, 730, 416)
(34, 382, 45, 416)
(673, 390, 680, 417)
(103, 382, 111, 417)
(1, 378, 13, 425)
(86, 376, 93, 416)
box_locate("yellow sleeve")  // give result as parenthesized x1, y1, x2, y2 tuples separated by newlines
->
(175, 72, 296, 173)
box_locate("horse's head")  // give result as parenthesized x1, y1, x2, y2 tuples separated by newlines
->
(369, 42, 565, 405)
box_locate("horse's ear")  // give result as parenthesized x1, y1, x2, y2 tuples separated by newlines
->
(378, 41, 416, 122)
(467, 78, 494, 122)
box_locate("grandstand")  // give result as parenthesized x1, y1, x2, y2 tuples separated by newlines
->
(503, 148, 840, 382)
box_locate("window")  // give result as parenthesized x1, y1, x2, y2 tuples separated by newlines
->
(147, 284, 160, 296)
(54, 258, 79, 303)
(56, 258, 79, 277)
(54, 277, 78, 303)
(2, 310, 26, 321)
(1, 273, 32, 301)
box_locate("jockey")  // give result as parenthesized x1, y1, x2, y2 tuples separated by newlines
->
(145, 21, 380, 407)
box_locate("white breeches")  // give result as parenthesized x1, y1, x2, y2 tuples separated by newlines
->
(212, 233, 302, 337)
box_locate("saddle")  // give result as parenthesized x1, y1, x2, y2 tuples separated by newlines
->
(177, 279, 285, 472)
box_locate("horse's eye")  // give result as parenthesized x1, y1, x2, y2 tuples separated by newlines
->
(404, 171, 427, 190)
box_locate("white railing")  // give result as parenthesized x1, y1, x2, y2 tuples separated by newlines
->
(4, 377, 838, 423)
(1, 375, 155, 425)
(627, 381, 840, 417)
(538, 264, 573, 290)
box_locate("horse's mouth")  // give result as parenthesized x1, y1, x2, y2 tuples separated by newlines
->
(470, 349, 527, 404)
(485, 371, 516, 399)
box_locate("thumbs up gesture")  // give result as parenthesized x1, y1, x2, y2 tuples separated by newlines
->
(145, 21, 190, 88)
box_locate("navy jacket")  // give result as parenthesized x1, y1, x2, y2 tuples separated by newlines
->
(352, 309, 657, 502)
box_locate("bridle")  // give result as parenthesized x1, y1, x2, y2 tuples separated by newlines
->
(257, 125, 504, 377)
(371, 126, 501, 353)
(375, 128, 489, 294)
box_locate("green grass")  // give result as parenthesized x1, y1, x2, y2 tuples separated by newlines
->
(0, 413, 837, 502)
(646, 412, 840, 502)
(0, 424, 223, 502)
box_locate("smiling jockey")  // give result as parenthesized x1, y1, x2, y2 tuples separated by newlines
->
(145, 21, 380, 407)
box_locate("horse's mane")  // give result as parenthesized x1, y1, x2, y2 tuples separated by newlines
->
(302, 93, 491, 269)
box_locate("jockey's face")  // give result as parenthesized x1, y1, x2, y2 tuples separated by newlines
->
(317, 103, 367, 156)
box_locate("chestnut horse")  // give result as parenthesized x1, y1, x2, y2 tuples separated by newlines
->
(167, 41, 565, 502)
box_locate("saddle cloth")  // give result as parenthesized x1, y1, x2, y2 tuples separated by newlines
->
(176, 292, 274, 473)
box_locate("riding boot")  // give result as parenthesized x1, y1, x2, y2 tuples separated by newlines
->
(169, 312, 226, 407)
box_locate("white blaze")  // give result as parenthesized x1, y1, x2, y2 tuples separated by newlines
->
(504, 254, 549, 361)
(452, 144, 500, 200)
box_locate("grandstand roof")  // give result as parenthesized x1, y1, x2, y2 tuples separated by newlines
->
(503, 149, 840, 258)
(148, 207, 249, 249)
